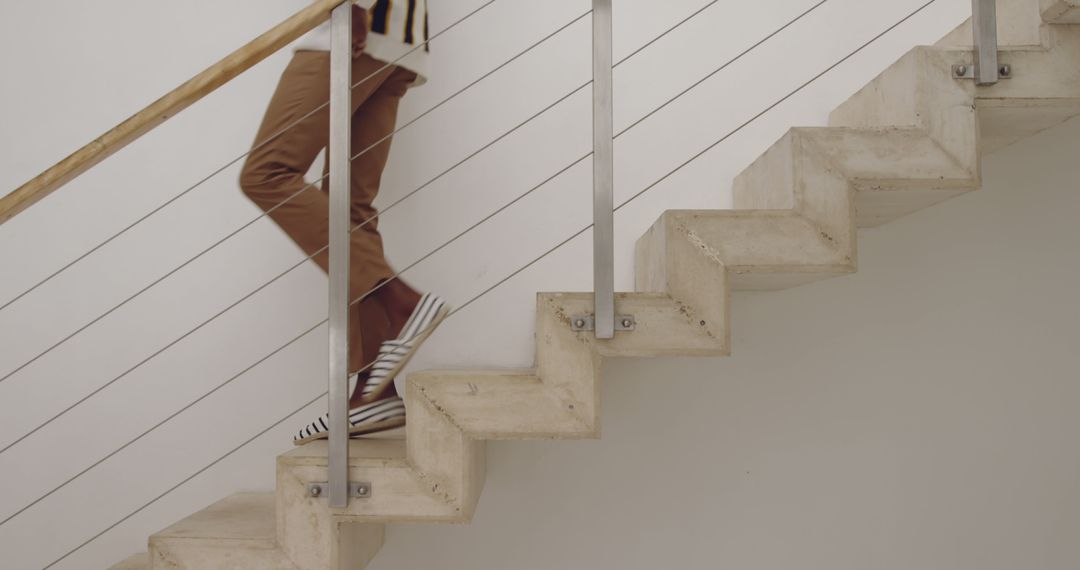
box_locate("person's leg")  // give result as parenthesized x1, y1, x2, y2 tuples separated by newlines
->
(339, 63, 428, 348)
(347, 67, 453, 406)
(290, 62, 449, 441)
(240, 52, 399, 399)
(308, 56, 414, 401)
(239, 51, 398, 292)
(348, 67, 430, 342)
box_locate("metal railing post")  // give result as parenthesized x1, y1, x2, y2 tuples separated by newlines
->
(972, 0, 999, 85)
(593, 0, 615, 340)
(327, 0, 353, 509)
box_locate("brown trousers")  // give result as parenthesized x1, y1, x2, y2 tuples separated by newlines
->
(240, 51, 416, 375)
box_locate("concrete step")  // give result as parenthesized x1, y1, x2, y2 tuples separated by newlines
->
(149, 493, 296, 570)
(148, 492, 382, 570)
(834, 29, 1080, 158)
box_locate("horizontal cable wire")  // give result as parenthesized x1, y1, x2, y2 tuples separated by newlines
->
(0, 6, 590, 387)
(0, 0, 498, 315)
(616, 0, 827, 138)
(0, 0, 717, 454)
(31, 0, 940, 563)
(0, 321, 325, 529)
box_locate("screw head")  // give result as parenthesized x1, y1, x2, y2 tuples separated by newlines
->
(310, 486, 322, 497)
(955, 64, 967, 76)
(999, 64, 1010, 76)
(574, 319, 585, 328)
(357, 486, 368, 496)
(621, 318, 633, 328)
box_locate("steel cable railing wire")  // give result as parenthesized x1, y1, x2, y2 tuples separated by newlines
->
(0, 0, 499, 317)
(0, 6, 592, 387)
(0, 0, 728, 456)
(0, 0, 824, 530)
(34, 0, 940, 565)
(0, 0, 734, 526)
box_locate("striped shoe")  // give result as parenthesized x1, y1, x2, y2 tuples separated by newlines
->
(293, 396, 407, 445)
(360, 293, 449, 403)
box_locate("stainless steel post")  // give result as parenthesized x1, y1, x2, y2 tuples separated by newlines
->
(972, 0, 999, 85)
(327, 0, 353, 509)
(592, 0, 615, 339)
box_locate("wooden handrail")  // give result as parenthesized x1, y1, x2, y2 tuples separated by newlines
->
(0, 0, 347, 225)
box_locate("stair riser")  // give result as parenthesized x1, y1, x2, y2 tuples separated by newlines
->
(405, 386, 487, 520)
(411, 372, 594, 439)
(275, 463, 385, 570)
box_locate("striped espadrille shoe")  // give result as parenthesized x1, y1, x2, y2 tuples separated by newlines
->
(359, 293, 449, 403)
(293, 396, 407, 445)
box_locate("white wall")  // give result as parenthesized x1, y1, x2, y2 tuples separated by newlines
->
(6, 0, 1073, 568)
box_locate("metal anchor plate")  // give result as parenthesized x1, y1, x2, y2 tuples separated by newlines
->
(952, 62, 1012, 80)
(307, 481, 372, 499)
(570, 314, 636, 332)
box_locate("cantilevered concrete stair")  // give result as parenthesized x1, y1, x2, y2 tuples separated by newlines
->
(116, 1, 1079, 568)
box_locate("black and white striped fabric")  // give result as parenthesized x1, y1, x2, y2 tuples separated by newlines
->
(360, 293, 449, 401)
(294, 396, 407, 442)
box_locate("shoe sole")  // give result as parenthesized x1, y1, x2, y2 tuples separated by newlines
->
(293, 416, 407, 446)
(361, 303, 450, 404)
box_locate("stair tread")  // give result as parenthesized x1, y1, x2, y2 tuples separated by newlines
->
(279, 437, 408, 466)
(109, 552, 148, 570)
(152, 493, 276, 546)
(661, 210, 850, 268)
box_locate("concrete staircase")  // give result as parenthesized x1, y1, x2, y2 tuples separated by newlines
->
(110, 1, 1080, 568)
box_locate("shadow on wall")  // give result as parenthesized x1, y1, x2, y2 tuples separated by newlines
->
(373, 117, 1080, 569)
